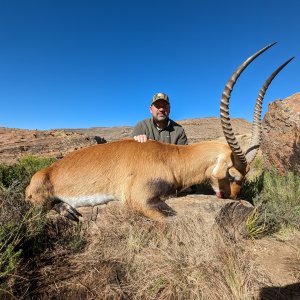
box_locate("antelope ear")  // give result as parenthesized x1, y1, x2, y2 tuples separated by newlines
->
(212, 155, 233, 179)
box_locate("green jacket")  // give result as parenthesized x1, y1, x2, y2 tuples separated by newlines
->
(132, 118, 188, 145)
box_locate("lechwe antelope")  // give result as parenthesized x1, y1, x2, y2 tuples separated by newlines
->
(26, 43, 294, 222)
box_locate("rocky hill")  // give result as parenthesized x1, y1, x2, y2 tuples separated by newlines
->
(0, 117, 252, 165)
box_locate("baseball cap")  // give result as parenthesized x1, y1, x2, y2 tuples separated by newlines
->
(151, 92, 170, 105)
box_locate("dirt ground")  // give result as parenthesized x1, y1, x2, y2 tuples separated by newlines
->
(252, 236, 300, 286)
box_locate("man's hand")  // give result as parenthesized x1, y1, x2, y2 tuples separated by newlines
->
(133, 134, 148, 143)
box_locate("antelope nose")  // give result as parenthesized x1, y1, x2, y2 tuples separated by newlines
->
(216, 191, 225, 198)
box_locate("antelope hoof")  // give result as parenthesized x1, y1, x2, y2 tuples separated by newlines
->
(53, 202, 82, 222)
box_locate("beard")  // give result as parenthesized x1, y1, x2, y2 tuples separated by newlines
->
(154, 113, 168, 122)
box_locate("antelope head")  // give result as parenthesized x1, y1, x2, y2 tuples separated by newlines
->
(213, 42, 294, 199)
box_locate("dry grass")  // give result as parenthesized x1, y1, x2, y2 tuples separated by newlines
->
(29, 204, 262, 300)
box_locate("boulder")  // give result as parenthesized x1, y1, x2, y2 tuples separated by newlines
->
(261, 93, 300, 173)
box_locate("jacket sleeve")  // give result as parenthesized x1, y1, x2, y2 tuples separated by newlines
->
(131, 121, 146, 137)
(177, 129, 188, 145)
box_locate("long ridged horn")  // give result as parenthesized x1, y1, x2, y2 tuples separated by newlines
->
(220, 42, 277, 166)
(245, 57, 295, 164)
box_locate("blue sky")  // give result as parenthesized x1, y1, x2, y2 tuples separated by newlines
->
(0, 0, 299, 130)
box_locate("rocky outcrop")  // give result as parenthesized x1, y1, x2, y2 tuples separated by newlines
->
(261, 92, 300, 173)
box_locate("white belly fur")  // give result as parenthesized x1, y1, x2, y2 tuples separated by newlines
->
(58, 194, 118, 208)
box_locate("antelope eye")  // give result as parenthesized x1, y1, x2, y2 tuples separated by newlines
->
(227, 170, 235, 182)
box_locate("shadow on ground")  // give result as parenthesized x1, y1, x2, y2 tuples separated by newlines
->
(259, 282, 300, 300)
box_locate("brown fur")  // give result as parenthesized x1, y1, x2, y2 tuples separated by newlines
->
(26, 139, 247, 221)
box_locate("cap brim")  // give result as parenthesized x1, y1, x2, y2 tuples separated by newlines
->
(151, 98, 169, 104)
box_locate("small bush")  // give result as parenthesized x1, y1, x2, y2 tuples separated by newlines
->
(252, 156, 265, 175)
(0, 157, 55, 293)
(0, 156, 86, 297)
(246, 208, 268, 239)
(0, 156, 55, 225)
(257, 170, 300, 231)
(246, 170, 300, 237)
(0, 156, 56, 190)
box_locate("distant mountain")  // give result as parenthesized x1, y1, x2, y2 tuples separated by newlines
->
(0, 117, 252, 165)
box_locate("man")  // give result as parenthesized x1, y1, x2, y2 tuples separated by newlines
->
(132, 92, 188, 145)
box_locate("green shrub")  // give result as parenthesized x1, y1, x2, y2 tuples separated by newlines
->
(246, 208, 268, 239)
(0, 156, 87, 297)
(257, 170, 300, 231)
(0, 208, 46, 279)
(247, 170, 300, 237)
(0, 157, 54, 293)
(252, 156, 265, 175)
(0, 156, 56, 189)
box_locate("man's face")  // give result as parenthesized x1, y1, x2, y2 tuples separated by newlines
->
(150, 99, 170, 122)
